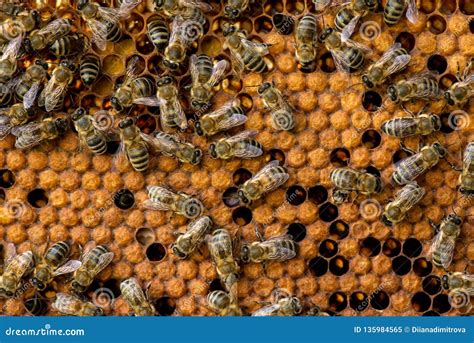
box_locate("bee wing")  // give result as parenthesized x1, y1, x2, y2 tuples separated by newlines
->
(1, 35, 22, 61)
(44, 79, 67, 112)
(122, 278, 148, 304)
(0, 115, 12, 140)
(344, 37, 371, 53)
(396, 182, 425, 206)
(118, 0, 142, 18)
(134, 96, 161, 107)
(169, 16, 185, 44)
(123, 55, 142, 86)
(23, 81, 40, 109)
(406, 0, 419, 24)
(92, 111, 116, 134)
(52, 293, 81, 315)
(385, 54, 411, 77)
(36, 18, 71, 39)
(331, 50, 351, 73)
(439, 238, 456, 269)
(12, 122, 44, 149)
(90, 252, 114, 276)
(181, 0, 212, 12)
(141, 131, 178, 153)
(213, 111, 247, 132)
(224, 129, 257, 143)
(142, 198, 171, 211)
(97, 6, 121, 24)
(341, 15, 361, 42)
(253, 160, 283, 178)
(190, 54, 200, 84)
(252, 304, 280, 316)
(86, 19, 109, 51)
(207, 59, 229, 87)
(53, 260, 82, 276)
(394, 153, 425, 180)
(241, 39, 269, 55)
(4, 243, 17, 266)
(455, 74, 474, 90)
(228, 49, 245, 76)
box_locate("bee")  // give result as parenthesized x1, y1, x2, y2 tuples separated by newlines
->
(238, 160, 289, 204)
(0, 3, 24, 17)
(150, 131, 202, 165)
(156, 75, 187, 131)
(330, 167, 382, 204)
(0, 79, 14, 106)
(312, 0, 333, 13)
(190, 54, 228, 110)
(295, 14, 318, 68)
(144, 185, 204, 219)
(224, 0, 249, 19)
(116, 118, 150, 172)
(252, 289, 302, 316)
(0, 103, 31, 140)
(52, 293, 104, 316)
(428, 213, 462, 269)
(207, 290, 242, 316)
(306, 306, 331, 316)
(0, 35, 23, 80)
(0, 243, 35, 298)
(442, 272, 474, 294)
(387, 72, 441, 103)
(50, 33, 91, 57)
(23, 18, 72, 52)
(223, 26, 269, 74)
(171, 216, 213, 259)
(12, 117, 69, 150)
(31, 241, 82, 291)
(207, 228, 239, 293)
(120, 277, 156, 316)
(444, 60, 473, 107)
(334, 0, 378, 42)
(391, 142, 446, 185)
(381, 181, 425, 226)
(154, 0, 211, 26)
(458, 142, 474, 196)
(77, 0, 141, 50)
(194, 101, 247, 136)
(381, 109, 441, 138)
(14, 59, 49, 109)
(208, 130, 263, 160)
(258, 82, 295, 131)
(362, 43, 411, 89)
(147, 15, 169, 52)
(79, 54, 101, 87)
(318, 27, 369, 72)
(72, 108, 114, 156)
(0, 10, 39, 43)
(71, 244, 114, 293)
(38, 60, 76, 112)
(384, 0, 419, 26)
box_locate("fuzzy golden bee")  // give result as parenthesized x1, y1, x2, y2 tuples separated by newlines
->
(457, 142, 474, 196)
(156, 75, 187, 131)
(381, 182, 425, 226)
(120, 277, 156, 316)
(209, 130, 263, 160)
(387, 72, 441, 103)
(0, 35, 22, 80)
(52, 293, 103, 316)
(194, 100, 247, 136)
(428, 213, 462, 269)
(334, 0, 378, 41)
(147, 15, 169, 52)
(38, 60, 76, 112)
(258, 82, 295, 131)
(444, 60, 473, 107)
(23, 18, 72, 52)
(50, 33, 90, 57)
(172, 216, 213, 259)
(79, 54, 101, 87)
(0, 103, 31, 140)
(12, 117, 69, 150)
(224, 0, 249, 19)
(72, 108, 114, 156)
(295, 14, 318, 69)
(154, 0, 210, 26)
(384, 0, 419, 26)
(252, 289, 302, 316)
(207, 290, 242, 316)
(144, 185, 204, 219)
(0, 244, 35, 298)
(14, 60, 48, 109)
(151, 131, 202, 165)
(330, 167, 382, 204)
(381, 111, 441, 138)
(116, 118, 150, 172)
(442, 272, 474, 294)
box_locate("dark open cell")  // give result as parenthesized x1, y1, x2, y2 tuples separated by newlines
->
(439, 112, 455, 134)
(209, 278, 225, 292)
(392, 256, 411, 275)
(459, 0, 474, 15)
(427, 15, 447, 35)
(411, 292, 432, 312)
(136, 114, 157, 134)
(27, 188, 48, 208)
(319, 202, 339, 222)
(146, 242, 167, 262)
(423, 310, 440, 316)
(422, 275, 442, 295)
(427, 55, 447, 74)
(255, 15, 273, 34)
(232, 206, 253, 226)
(362, 91, 382, 112)
(286, 185, 307, 205)
(0, 189, 5, 203)
(392, 148, 413, 164)
(471, 18, 474, 33)
(135, 227, 155, 246)
(402, 238, 422, 258)
(318, 52, 336, 73)
(102, 279, 122, 298)
(147, 55, 163, 75)
(266, 148, 286, 164)
(329, 220, 349, 240)
(287, 223, 306, 242)
(114, 189, 135, 210)
(0, 169, 15, 188)
(319, 239, 338, 258)
(308, 256, 328, 277)
(272, 13, 294, 35)
(237, 93, 253, 112)
(370, 291, 390, 310)
(360, 237, 381, 257)
(87, 279, 101, 293)
(328, 292, 348, 312)
(365, 165, 381, 177)
(395, 32, 416, 52)
(308, 185, 328, 204)
(420, 0, 436, 13)
(439, 0, 457, 14)
(232, 168, 252, 186)
(285, 0, 305, 15)
(136, 35, 155, 55)
(330, 148, 350, 167)
(413, 258, 433, 277)
(154, 296, 176, 316)
(329, 256, 349, 276)
(106, 140, 121, 154)
(350, 292, 368, 312)
(432, 294, 451, 314)
(361, 129, 382, 149)
(126, 55, 146, 74)
(439, 74, 457, 90)
(24, 295, 48, 316)
(222, 187, 240, 208)
(383, 238, 402, 257)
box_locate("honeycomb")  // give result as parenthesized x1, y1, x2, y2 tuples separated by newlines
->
(0, 0, 473, 316)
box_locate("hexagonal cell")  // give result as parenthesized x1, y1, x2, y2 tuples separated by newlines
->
(135, 227, 155, 246)
(439, 0, 457, 14)
(147, 55, 164, 75)
(113, 189, 135, 210)
(222, 76, 243, 95)
(27, 188, 48, 208)
(103, 55, 126, 77)
(439, 74, 456, 91)
(383, 238, 402, 257)
(264, 0, 284, 14)
(146, 243, 167, 262)
(328, 292, 348, 312)
(350, 291, 368, 312)
(308, 256, 328, 276)
(329, 220, 350, 240)
(432, 294, 451, 314)
(266, 148, 286, 164)
(413, 258, 433, 277)
(255, 15, 273, 34)
(285, 185, 307, 205)
(329, 256, 349, 276)
(427, 15, 447, 35)
(459, 0, 474, 14)
(135, 35, 155, 55)
(360, 237, 381, 257)
(395, 32, 416, 52)
(232, 206, 253, 226)
(392, 256, 412, 275)
(287, 223, 306, 242)
(308, 185, 328, 205)
(370, 291, 390, 310)
(420, 0, 436, 14)
(330, 148, 350, 167)
(285, 0, 305, 15)
(237, 93, 253, 112)
(125, 12, 145, 35)
(411, 292, 431, 312)
(427, 54, 447, 74)
(222, 187, 240, 208)
(402, 238, 422, 258)
(361, 129, 382, 149)
(154, 296, 176, 316)
(422, 275, 442, 295)
(319, 202, 339, 222)
(319, 239, 338, 258)
(233, 168, 252, 186)
(318, 52, 336, 73)
(92, 76, 114, 97)
(200, 35, 222, 57)
(0, 169, 15, 188)
(362, 91, 382, 112)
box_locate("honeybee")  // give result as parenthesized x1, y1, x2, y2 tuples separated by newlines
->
(457, 142, 474, 196)
(442, 272, 474, 294)
(31, 241, 82, 291)
(38, 60, 76, 112)
(190, 54, 228, 110)
(144, 185, 204, 219)
(14, 60, 48, 109)
(0, 3, 24, 17)
(154, 0, 211, 26)
(252, 289, 302, 316)
(387, 72, 441, 103)
(0, 35, 22, 80)
(150, 131, 202, 164)
(0, 243, 35, 298)
(428, 214, 462, 269)
(208, 130, 263, 160)
(391, 142, 446, 185)
(207, 228, 239, 293)
(0, 10, 39, 43)
(306, 306, 331, 316)
(50, 33, 91, 57)
(116, 118, 150, 172)
(156, 75, 187, 131)
(381, 182, 425, 226)
(381, 111, 441, 138)
(52, 293, 103, 316)
(171, 216, 213, 259)
(0, 103, 31, 140)
(362, 43, 411, 89)
(330, 167, 382, 204)
(77, 0, 141, 50)
(295, 14, 318, 68)
(79, 54, 101, 86)
(12, 117, 69, 150)
(444, 60, 473, 107)
(147, 15, 169, 52)
(238, 160, 289, 204)
(223, 26, 269, 74)
(312, 0, 333, 13)
(258, 82, 295, 131)
(120, 277, 156, 316)
(207, 290, 242, 316)
(23, 18, 72, 52)
(0, 79, 14, 106)
(194, 100, 246, 136)
(72, 108, 114, 156)
(224, 0, 249, 19)
(384, 0, 419, 26)
(318, 27, 369, 72)
(334, 0, 378, 42)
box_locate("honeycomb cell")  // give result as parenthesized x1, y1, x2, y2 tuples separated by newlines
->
(319, 203, 338, 222)
(412, 258, 433, 277)
(329, 220, 350, 240)
(392, 256, 412, 276)
(431, 294, 451, 314)
(146, 243, 167, 262)
(232, 206, 253, 226)
(200, 35, 222, 56)
(361, 129, 382, 149)
(285, 185, 306, 205)
(370, 290, 390, 310)
(103, 54, 126, 77)
(113, 189, 135, 210)
(402, 238, 422, 258)
(154, 296, 176, 316)
(308, 185, 328, 205)
(328, 292, 348, 312)
(135, 227, 155, 246)
(362, 91, 382, 112)
(427, 15, 447, 35)
(255, 16, 273, 34)
(232, 168, 252, 186)
(459, 0, 474, 15)
(136, 35, 155, 55)
(329, 256, 349, 276)
(350, 291, 368, 312)
(427, 54, 447, 74)
(422, 275, 442, 295)
(411, 292, 431, 312)
(27, 189, 48, 208)
(395, 32, 416, 52)
(287, 222, 306, 242)
(329, 148, 350, 167)
(0, 169, 15, 188)
(360, 237, 381, 257)
(308, 256, 328, 276)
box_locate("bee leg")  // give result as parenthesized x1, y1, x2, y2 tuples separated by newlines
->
(262, 261, 268, 273)
(254, 224, 264, 242)
(428, 219, 439, 234)
(399, 141, 417, 155)
(401, 103, 415, 117)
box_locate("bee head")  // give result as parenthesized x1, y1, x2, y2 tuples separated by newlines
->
(387, 85, 398, 102)
(224, 6, 240, 20)
(23, 38, 32, 53)
(35, 60, 49, 70)
(171, 244, 187, 259)
(292, 297, 302, 314)
(31, 10, 40, 24)
(208, 143, 217, 159)
(444, 91, 455, 106)
(55, 118, 69, 135)
(361, 75, 374, 89)
(61, 60, 76, 72)
(365, 0, 377, 10)
(192, 149, 202, 165)
(191, 99, 206, 110)
(318, 28, 333, 42)
(154, 0, 164, 9)
(71, 280, 87, 293)
(119, 118, 133, 129)
(31, 277, 45, 291)
(447, 214, 462, 226)
(223, 25, 237, 37)
(432, 142, 446, 157)
(240, 245, 251, 263)
(380, 214, 393, 227)
(71, 107, 86, 121)
(77, 0, 88, 10)
(110, 97, 123, 111)
(94, 307, 104, 316)
(238, 190, 250, 204)
(441, 274, 450, 289)
(430, 114, 442, 131)
(194, 121, 204, 136)
(163, 58, 179, 70)
(257, 82, 271, 95)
